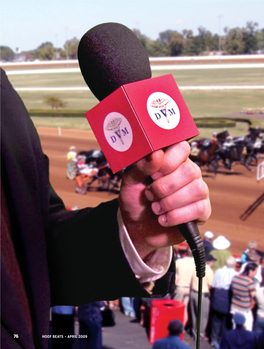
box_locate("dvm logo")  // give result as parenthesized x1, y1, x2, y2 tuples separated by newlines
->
(103, 112, 133, 152)
(147, 92, 180, 130)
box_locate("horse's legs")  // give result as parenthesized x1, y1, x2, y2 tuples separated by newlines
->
(243, 155, 254, 172)
(212, 160, 219, 175)
(223, 158, 231, 169)
(226, 159, 233, 170)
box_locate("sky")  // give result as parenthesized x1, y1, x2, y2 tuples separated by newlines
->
(1, 0, 264, 52)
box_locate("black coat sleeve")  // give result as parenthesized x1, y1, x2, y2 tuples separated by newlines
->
(48, 197, 176, 306)
(0, 68, 175, 308)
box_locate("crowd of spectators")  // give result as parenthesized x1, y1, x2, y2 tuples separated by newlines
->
(173, 233, 264, 349)
(48, 233, 263, 349)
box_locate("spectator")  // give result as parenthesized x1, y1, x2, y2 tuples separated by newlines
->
(219, 313, 257, 349)
(121, 297, 136, 317)
(174, 247, 195, 327)
(107, 300, 120, 311)
(139, 298, 153, 328)
(190, 254, 216, 341)
(254, 273, 264, 337)
(152, 319, 190, 349)
(203, 231, 215, 258)
(77, 301, 105, 349)
(240, 261, 262, 287)
(241, 240, 263, 265)
(256, 332, 264, 349)
(210, 256, 238, 349)
(210, 236, 232, 272)
(1, 68, 211, 348)
(241, 241, 263, 287)
(231, 262, 258, 331)
(51, 306, 75, 349)
(174, 242, 189, 260)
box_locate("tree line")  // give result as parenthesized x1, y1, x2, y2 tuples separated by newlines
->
(1, 21, 263, 62)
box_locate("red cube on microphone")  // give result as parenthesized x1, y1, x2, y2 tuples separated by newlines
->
(86, 74, 199, 173)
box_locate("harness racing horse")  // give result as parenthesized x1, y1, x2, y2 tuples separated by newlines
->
(67, 149, 106, 180)
(216, 130, 230, 144)
(217, 139, 253, 171)
(231, 129, 263, 170)
(244, 140, 264, 167)
(75, 162, 123, 194)
(190, 140, 221, 173)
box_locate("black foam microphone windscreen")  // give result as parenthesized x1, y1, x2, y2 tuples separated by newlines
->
(78, 22, 152, 101)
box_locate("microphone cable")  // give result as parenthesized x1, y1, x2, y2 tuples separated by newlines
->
(178, 221, 206, 349)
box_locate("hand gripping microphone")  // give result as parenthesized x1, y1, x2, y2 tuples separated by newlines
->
(78, 22, 205, 348)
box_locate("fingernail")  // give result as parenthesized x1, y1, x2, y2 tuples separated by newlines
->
(159, 215, 167, 225)
(152, 202, 162, 214)
(145, 189, 154, 202)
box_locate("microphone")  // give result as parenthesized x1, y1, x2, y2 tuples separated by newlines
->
(78, 23, 199, 175)
(78, 23, 206, 347)
(78, 22, 205, 275)
(78, 22, 152, 102)
(78, 22, 205, 277)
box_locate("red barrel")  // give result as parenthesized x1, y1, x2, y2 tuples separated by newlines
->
(149, 299, 185, 344)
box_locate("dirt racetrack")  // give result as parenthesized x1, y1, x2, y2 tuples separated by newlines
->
(38, 127, 264, 257)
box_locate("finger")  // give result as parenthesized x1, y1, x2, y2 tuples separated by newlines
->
(157, 197, 211, 227)
(122, 149, 164, 185)
(145, 158, 201, 202)
(151, 178, 209, 215)
(151, 141, 191, 180)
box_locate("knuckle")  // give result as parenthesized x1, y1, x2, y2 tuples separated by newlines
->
(191, 178, 208, 199)
(163, 155, 174, 172)
(194, 199, 207, 217)
(194, 161, 202, 177)
(166, 210, 180, 226)
(153, 179, 170, 198)
(181, 161, 200, 180)
(160, 195, 174, 212)
(196, 198, 211, 222)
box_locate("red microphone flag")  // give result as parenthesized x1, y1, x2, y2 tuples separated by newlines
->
(86, 74, 199, 173)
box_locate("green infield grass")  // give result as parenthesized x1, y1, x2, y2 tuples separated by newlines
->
(152, 67, 264, 86)
(7, 67, 264, 88)
(32, 116, 90, 130)
(18, 89, 264, 118)
(18, 90, 97, 110)
(4, 65, 264, 138)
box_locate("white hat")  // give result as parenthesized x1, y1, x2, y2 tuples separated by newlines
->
(213, 236, 231, 250)
(204, 231, 214, 239)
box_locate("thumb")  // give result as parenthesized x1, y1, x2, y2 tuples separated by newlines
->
(123, 149, 165, 184)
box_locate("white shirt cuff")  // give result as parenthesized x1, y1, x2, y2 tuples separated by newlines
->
(117, 208, 172, 285)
